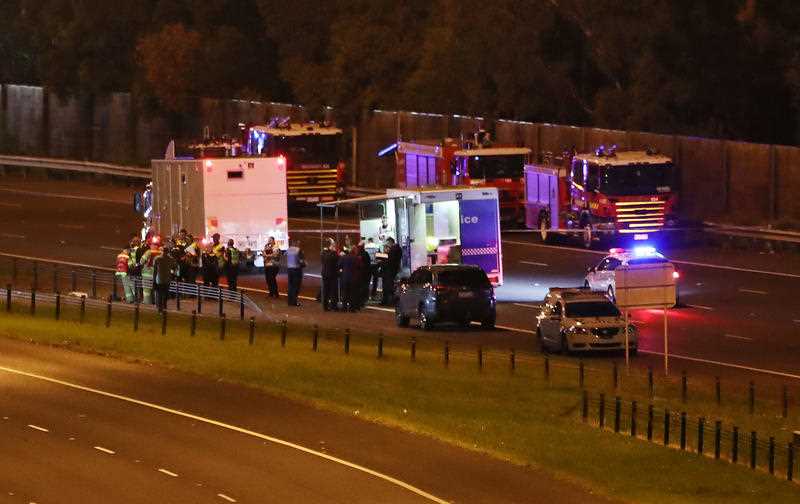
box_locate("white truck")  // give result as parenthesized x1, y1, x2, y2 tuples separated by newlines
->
(150, 155, 289, 265)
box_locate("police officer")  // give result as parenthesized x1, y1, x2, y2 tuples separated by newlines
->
(224, 238, 240, 291)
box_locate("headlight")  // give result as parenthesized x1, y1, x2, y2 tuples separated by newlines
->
(569, 326, 590, 335)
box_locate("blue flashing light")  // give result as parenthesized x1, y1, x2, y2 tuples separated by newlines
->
(633, 245, 657, 257)
(377, 142, 398, 157)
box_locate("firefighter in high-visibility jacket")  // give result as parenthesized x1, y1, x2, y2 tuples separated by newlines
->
(115, 247, 135, 303)
(224, 239, 240, 291)
(139, 237, 162, 304)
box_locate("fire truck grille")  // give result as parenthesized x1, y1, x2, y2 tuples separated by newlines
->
(614, 200, 665, 233)
(286, 168, 339, 198)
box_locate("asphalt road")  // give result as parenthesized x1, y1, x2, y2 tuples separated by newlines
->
(0, 338, 613, 504)
(0, 176, 799, 386)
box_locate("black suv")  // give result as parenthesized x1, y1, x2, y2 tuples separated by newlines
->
(395, 264, 496, 330)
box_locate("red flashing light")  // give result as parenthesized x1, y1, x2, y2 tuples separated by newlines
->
(205, 160, 213, 168)
(277, 155, 286, 167)
(672, 271, 680, 279)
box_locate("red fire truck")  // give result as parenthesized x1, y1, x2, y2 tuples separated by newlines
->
(188, 120, 347, 204)
(389, 136, 531, 225)
(524, 147, 679, 247)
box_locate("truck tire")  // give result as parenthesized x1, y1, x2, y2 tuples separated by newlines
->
(538, 214, 552, 243)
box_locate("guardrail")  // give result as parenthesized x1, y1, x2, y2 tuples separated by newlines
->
(704, 222, 800, 244)
(0, 154, 150, 179)
(0, 252, 261, 315)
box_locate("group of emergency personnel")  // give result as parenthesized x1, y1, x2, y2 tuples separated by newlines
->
(114, 229, 243, 309)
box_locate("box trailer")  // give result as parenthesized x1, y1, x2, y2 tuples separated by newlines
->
(151, 156, 289, 265)
(321, 186, 503, 285)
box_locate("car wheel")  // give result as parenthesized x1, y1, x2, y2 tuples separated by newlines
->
(418, 306, 433, 331)
(395, 304, 409, 327)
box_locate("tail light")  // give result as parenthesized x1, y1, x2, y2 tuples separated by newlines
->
(336, 161, 345, 181)
(672, 271, 680, 279)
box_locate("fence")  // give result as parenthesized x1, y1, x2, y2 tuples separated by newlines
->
(583, 390, 798, 483)
(3, 83, 800, 226)
(0, 252, 261, 318)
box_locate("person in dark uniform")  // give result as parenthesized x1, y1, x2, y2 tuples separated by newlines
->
(381, 237, 402, 305)
(320, 238, 340, 311)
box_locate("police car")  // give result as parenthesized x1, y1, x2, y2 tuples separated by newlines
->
(584, 246, 680, 303)
(536, 288, 637, 354)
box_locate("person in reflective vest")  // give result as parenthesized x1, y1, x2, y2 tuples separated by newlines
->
(224, 238, 240, 291)
(139, 241, 162, 304)
(115, 247, 135, 303)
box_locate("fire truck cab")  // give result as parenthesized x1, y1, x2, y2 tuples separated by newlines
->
(391, 138, 530, 226)
(524, 147, 679, 247)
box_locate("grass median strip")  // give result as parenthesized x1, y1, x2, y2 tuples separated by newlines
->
(0, 304, 798, 503)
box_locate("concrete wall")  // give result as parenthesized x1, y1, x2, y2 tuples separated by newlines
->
(2, 83, 799, 226)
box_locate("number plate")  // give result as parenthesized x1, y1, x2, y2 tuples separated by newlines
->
(458, 291, 475, 298)
(633, 233, 649, 241)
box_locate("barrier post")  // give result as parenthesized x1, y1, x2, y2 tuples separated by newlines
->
(32, 261, 38, 290)
(715, 421, 722, 459)
(750, 431, 757, 469)
(281, 320, 287, 347)
(410, 337, 416, 361)
(175, 285, 181, 311)
(105, 299, 112, 327)
(161, 310, 167, 335)
(578, 360, 585, 388)
(219, 313, 226, 340)
(133, 304, 139, 331)
(698, 417, 705, 455)
(249, 317, 255, 345)
(344, 328, 350, 354)
(239, 290, 244, 320)
(218, 287, 223, 317)
(681, 371, 687, 403)
(477, 345, 483, 370)
(190, 310, 197, 336)
(196, 285, 202, 314)
(91, 269, 97, 298)
(680, 412, 687, 450)
(663, 410, 670, 446)
(614, 396, 621, 433)
(598, 393, 606, 428)
(647, 404, 654, 441)
(111, 273, 118, 301)
(30, 289, 35, 316)
(544, 356, 550, 382)
(377, 336, 383, 358)
(510, 349, 515, 373)
(79, 295, 86, 323)
(648, 366, 654, 398)
(630, 401, 637, 437)
(71, 270, 76, 292)
(5, 284, 9, 312)
(444, 341, 449, 367)
(788, 443, 794, 481)
(312, 324, 319, 351)
(55, 292, 60, 320)
(732, 426, 739, 463)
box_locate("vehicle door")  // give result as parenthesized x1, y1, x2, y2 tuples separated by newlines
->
(586, 257, 610, 290)
(399, 270, 421, 314)
(539, 301, 564, 345)
(600, 257, 622, 291)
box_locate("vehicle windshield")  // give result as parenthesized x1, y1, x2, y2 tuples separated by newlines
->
(436, 269, 491, 289)
(466, 154, 525, 180)
(589, 163, 675, 196)
(565, 301, 621, 318)
(267, 134, 341, 165)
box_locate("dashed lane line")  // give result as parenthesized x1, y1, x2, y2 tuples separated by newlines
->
(724, 334, 753, 342)
(94, 446, 116, 455)
(519, 260, 549, 267)
(27, 424, 49, 433)
(0, 233, 26, 239)
(738, 288, 768, 295)
(158, 468, 179, 478)
(217, 494, 237, 503)
(0, 365, 450, 504)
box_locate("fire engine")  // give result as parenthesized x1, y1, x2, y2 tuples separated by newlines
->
(187, 118, 347, 204)
(385, 133, 530, 226)
(524, 146, 679, 247)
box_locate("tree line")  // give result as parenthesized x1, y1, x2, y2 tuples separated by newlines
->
(2, 0, 799, 145)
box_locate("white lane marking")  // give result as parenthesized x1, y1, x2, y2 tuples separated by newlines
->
(94, 446, 115, 454)
(0, 233, 26, 239)
(57, 223, 85, 230)
(637, 350, 800, 380)
(0, 202, 22, 208)
(158, 468, 179, 477)
(739, 288, 768, 295)
(520, 260, 548, 267)
(686, 304, 713, 311)
(0, 366, 449, 504)
(503, 239, 800, 279)
(512, 303, 541, 309)
(495, 324, 536, 335)
(27, 424, 49, 432)
(0, 187, 128, 204)
(724, 334, 753, 342)
(217, 494, 237, 503)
